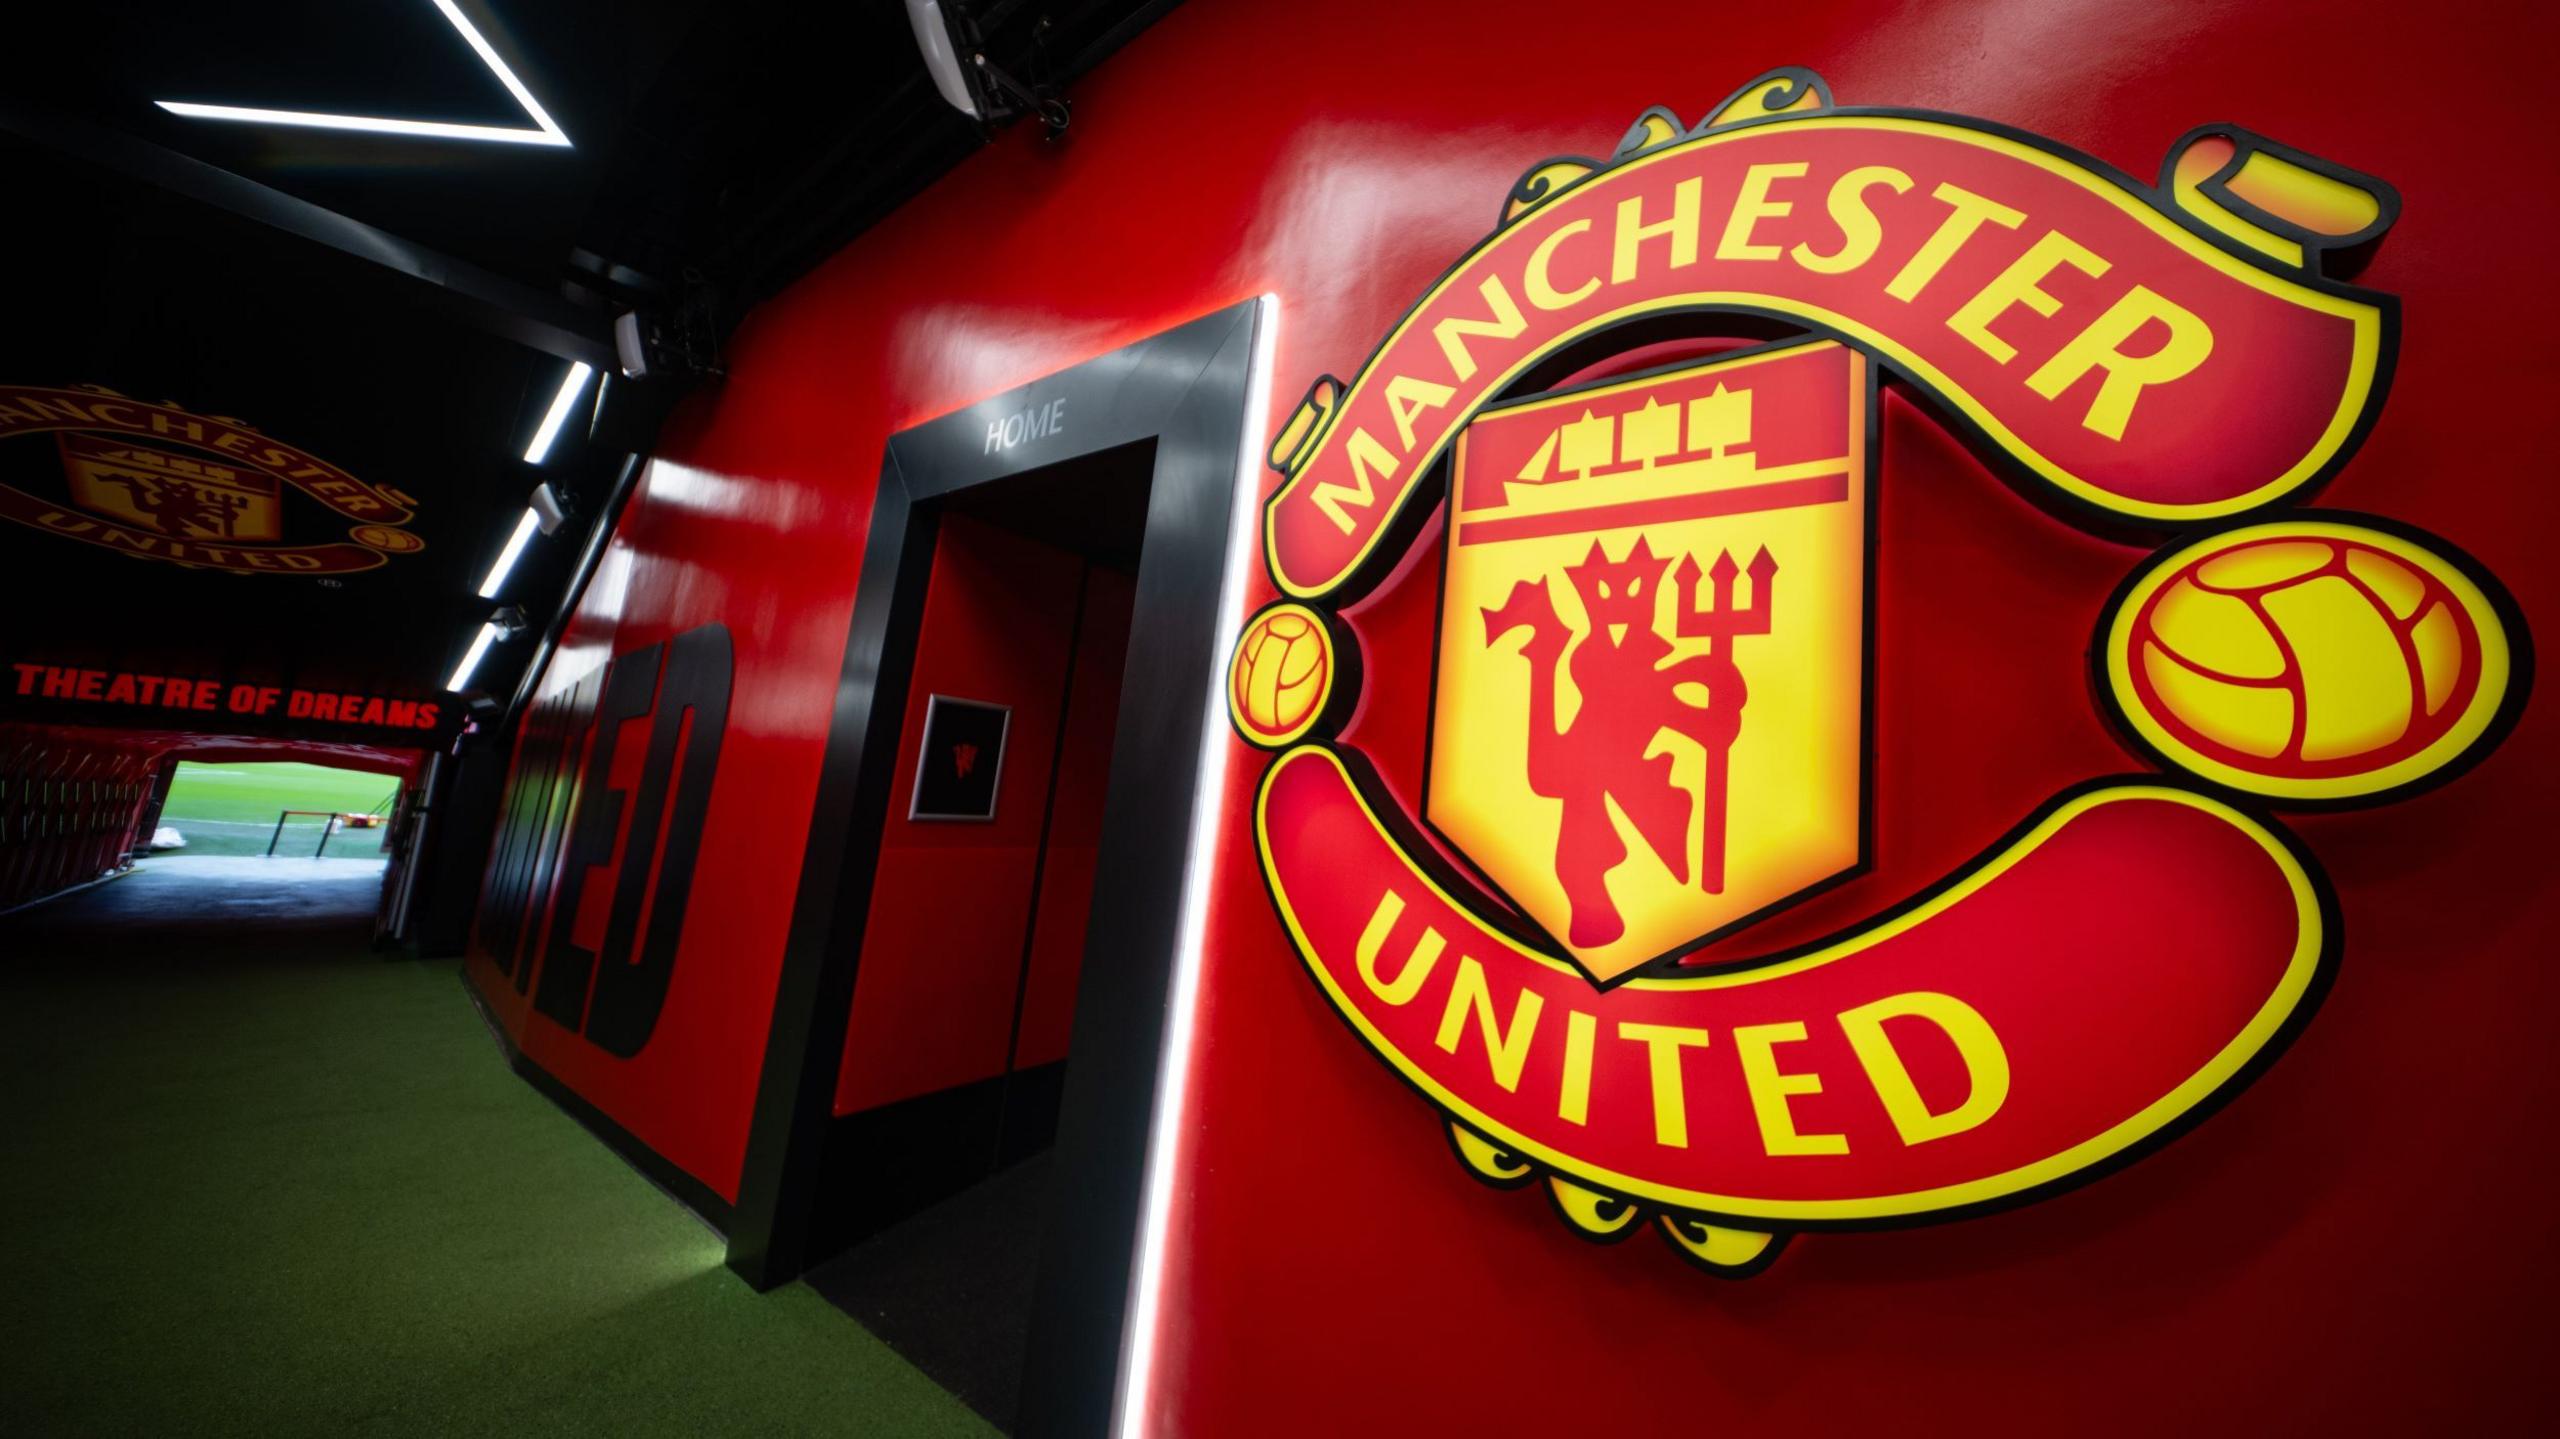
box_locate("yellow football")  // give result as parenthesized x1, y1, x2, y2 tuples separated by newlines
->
(2106, 522, 2512, 801)
(1230, 603, 1336, 746)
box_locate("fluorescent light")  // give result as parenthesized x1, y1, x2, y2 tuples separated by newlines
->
(157, 1, 570, 148)
(523, 362, 594, 464)
(1112, 294, 1278, 1439)
(477, 507, 542, 598)
(426, 0, 567, 141)
(445, 621, 503, 693)
(153, 102, 570, 145)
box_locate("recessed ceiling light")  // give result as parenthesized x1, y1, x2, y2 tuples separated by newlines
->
(157, 1, 570, 148)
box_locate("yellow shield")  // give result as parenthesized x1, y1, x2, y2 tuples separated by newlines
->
(59, 432, 283, 542)
(1425, 340, 1869, 984)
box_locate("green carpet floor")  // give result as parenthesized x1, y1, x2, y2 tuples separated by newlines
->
(0, 860, 992, 1437)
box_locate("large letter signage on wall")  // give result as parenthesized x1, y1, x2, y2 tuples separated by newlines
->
(480, 623, 734, 1058)
(1228, 71, 2527, 1275)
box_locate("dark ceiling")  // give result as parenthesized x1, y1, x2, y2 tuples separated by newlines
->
(5, 0, 1175, 307)
(0, 0, 1173, 738)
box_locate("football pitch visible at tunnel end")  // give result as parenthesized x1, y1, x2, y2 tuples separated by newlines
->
(154, 762, 399, 859)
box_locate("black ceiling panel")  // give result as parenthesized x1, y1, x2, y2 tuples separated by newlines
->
(0, 0, 1177, 730)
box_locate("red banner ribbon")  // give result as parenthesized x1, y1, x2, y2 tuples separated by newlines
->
(1257, 746, 2327, 1224)
(1264, 114, 2390, 598)
(0, 486, 396, 575)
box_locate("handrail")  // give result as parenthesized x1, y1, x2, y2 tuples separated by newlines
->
(266, 809, 343, 858)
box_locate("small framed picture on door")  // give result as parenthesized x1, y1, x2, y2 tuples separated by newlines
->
(910, 694, 1011, 821)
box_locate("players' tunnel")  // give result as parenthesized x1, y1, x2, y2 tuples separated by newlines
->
(7, 1, 2557, 1436)
(0, 725, 427, 922)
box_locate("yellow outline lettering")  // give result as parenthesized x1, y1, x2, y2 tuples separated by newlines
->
(2028, 285, 2215, 440)
(1885, 181, 2027, 302)
(1733, 1021, 1849, 1156)
(1618, 1021, 1714, 1148)
(1715, 162, 1809, 260)
(1436, 955, 1544, 1093)
(1839, 991, 2011, 1145)
(1612, 175, 1703, 283)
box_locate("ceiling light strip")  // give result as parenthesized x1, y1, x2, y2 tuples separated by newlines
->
(151, 102, 568, 146)
(445, 620, 503, 693)
(429, 0, 567, 141)
(477, 507, 543, 599)
(523, 362, 595, 465)
(156, 0, 570, 148)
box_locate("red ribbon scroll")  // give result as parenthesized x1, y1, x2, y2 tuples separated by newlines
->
(1265, 114, 2389, 597)
(1257, 746, 2327, 1224)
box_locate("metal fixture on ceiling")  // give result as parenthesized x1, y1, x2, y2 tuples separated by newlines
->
(907, 0, 1074, 136)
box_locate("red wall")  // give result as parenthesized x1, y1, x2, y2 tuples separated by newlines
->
(460, 450, 858, 1204)
(0, 725, 155, 911)
(469, 0, 2556, 1426)
(833, 515, 1131, 1113)
(1016, 566, 1133, 1071)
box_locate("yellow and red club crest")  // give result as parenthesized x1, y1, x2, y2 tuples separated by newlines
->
(1228, 68, 2527, 1276)
(0, 384, 428, 575)
(1427, 341, 1869, 983)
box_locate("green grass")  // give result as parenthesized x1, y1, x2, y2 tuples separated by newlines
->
(0, 870, 993, 1437)
(159, 761, 401, 858)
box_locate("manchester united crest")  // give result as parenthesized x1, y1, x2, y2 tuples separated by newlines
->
(0, 384, 426, 575)
(1430, 342, 1869, 982)
(1228, 68, 2528, 1276)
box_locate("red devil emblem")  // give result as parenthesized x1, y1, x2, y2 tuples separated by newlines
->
(1483, 537, 1776, 947)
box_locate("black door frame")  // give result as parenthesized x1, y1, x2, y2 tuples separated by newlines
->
(727, 297, 1272, 1434)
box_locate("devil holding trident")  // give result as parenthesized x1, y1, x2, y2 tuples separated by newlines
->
(1482, 535, 1776, 950)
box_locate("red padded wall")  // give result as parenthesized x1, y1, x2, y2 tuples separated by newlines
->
(467, 0, 2555, 1426)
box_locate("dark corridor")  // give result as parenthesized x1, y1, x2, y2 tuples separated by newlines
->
(0, 859, 984, 1435)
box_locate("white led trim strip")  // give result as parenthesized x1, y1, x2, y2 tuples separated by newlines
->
(158, 2, 570, 148)
(1110, 294, 1279, 1438)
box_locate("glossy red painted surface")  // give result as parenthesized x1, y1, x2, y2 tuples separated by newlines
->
(831, 518, 1136, 1111)
(461, 444, 868, 1203)
(1014, 566, 1133, 1071)
(471, 0, 2553, 1425)
(835, 514, 1083, 1114)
